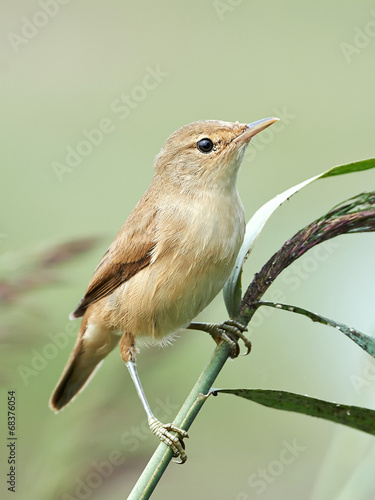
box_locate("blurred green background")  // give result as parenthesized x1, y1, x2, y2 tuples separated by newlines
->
(1, 1, 375, 499)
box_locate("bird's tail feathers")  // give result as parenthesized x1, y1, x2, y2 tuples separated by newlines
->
(49, 320, 119, 411)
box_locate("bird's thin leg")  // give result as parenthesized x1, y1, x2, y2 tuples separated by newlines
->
(188, 320, 251, 358)
(120, 333, 188, 463)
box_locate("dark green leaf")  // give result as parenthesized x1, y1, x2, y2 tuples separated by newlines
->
(320, 158, 375, 178)
(256, 301, 375, 357)
(216, 389, 375, 435)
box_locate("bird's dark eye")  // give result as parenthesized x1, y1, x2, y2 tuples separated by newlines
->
(197, 138, 214, 153)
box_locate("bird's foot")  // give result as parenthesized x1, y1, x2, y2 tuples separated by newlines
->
(190, 320, 251, 358)
(148, 417, 189, 464)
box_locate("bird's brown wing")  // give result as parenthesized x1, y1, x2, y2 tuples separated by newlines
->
(71, 202, 157, 318)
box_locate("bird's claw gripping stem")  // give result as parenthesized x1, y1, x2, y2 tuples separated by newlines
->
(148, 417, 189, 464)
(202, 320, 251, 358)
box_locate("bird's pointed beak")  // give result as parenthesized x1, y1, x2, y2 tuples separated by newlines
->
(234, 117, 279, 146)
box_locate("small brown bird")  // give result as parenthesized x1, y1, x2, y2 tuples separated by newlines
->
(50, 117, 278, 462)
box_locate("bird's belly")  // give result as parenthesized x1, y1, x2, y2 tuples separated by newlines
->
(106, 249, 237, 342)
(100, 195, 245, 342)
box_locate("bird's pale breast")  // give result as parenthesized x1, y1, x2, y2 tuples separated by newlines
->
(94, 189, 245, 342)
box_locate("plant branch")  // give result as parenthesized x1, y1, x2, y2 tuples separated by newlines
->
(127, 340, 232, 499)
(128, 193, 375, 498)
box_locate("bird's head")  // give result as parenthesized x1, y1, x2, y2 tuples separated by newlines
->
(154, 117, 279, 193)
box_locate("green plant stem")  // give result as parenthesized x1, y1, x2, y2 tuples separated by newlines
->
(127, 340, 232, 499)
